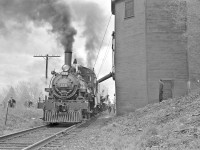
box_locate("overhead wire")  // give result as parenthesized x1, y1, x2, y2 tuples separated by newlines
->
(93, 14, 112, 69)
(97, 38, 112, 78)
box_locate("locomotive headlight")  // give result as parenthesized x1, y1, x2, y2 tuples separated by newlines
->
(62, 65, 70, 72)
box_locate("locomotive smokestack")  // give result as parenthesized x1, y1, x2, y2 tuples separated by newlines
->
(65, 51, 72, 67)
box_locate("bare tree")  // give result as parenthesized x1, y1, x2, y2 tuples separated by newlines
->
(15, 81, 44, 107)
(0, 87, 8, 104)
(3, 86, 16, 108)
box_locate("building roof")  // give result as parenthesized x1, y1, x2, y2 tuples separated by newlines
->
(111, 0, 124, 15)
(111, 0, 115, 15)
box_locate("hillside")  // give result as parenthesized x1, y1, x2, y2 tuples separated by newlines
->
(62, 90, 200, 150)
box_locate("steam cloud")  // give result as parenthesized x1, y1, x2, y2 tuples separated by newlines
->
(0, 0, 76, 52)
(0, 0, 108, 67)
(71, 1, 107, 68)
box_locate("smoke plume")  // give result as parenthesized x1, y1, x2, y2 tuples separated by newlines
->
(71, 1, 107, 68)
(0, 0, 76, 52)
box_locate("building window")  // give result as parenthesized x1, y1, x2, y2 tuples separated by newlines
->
(125, 0, 134, 18)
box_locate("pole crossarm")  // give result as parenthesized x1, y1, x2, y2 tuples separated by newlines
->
(34, 55, 60, 58)
(33, 54, 61, 79)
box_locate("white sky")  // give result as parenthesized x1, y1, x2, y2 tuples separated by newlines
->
(0, 0, 115, 100)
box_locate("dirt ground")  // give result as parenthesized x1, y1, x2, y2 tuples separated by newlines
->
(61, 91, 200, 150)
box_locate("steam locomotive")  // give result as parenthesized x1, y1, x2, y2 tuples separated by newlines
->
(38, 51, 100, 123)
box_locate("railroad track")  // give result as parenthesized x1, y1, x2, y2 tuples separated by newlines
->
(39, 115, 99, 150)
(0, 114, 100, 150)
(0, 122, 84, 150)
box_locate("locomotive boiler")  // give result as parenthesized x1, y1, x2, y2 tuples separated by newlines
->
(38, 51, 98, 123)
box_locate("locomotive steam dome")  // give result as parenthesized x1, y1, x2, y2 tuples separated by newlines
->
(52, 72, 79, 99)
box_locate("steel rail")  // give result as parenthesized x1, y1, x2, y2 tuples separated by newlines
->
(23, 121, 85, 150)
(0, 125, 47, 141)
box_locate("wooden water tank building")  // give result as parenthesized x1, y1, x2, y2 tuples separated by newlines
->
(112, 0, 191, 115)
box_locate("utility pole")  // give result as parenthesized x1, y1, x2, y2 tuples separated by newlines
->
(34, 54, 60, 80)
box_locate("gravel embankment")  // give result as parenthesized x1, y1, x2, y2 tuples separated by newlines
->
(61, 91, 200, 150)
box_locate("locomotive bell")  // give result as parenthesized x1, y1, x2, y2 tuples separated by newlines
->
(73, 59, 77, 64)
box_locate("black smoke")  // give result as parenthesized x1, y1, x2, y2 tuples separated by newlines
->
(0, 0, 76, 52)
(0, 0, 108, 67)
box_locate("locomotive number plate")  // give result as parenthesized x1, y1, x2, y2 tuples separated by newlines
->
(61, 72, 68, 76)
(59, 83, 68, 87)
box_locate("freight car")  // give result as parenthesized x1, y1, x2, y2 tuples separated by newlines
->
(38, 51, 100, 123)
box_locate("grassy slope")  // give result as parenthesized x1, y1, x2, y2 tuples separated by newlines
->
(62, 91, 200, 150)
(0, 105, 43, 136)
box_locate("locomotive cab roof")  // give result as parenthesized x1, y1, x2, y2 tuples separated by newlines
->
(77, 66, 96, 77)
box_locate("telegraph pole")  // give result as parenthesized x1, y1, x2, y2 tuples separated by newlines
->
(34, 54, 60, 79)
